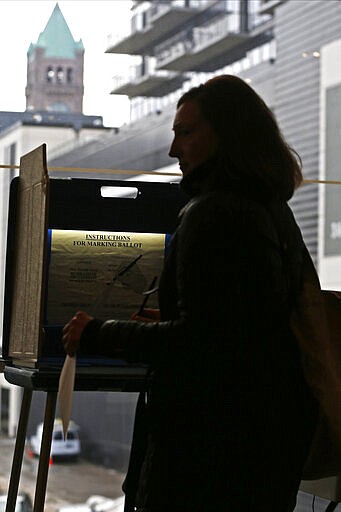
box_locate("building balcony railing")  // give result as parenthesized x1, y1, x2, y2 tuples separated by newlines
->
(154, 14, 245, 72)
(155, 12, 273, 72)
(111, 68, 187, 98)
(145, 0, 223, 27)
(259, 0, 285, 15)
(106, 0, 225, 56)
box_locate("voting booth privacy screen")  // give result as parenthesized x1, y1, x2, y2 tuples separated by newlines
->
(2, 144, 187, 369)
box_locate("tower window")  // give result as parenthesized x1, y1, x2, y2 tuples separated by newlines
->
(46, 66, 54, 83)
(57, 67, 64, 83)
(67, 67, 73, 83)
(49, 102, 69, 112)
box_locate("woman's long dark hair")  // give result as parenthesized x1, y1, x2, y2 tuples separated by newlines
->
(177, 75, 302, 201)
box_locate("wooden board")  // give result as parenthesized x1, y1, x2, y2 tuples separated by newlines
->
(9, 144, 49, 364)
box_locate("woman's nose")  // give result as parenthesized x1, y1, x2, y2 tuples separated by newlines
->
(168, 138, 177, 158)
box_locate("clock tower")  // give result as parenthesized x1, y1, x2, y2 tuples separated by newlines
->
(25, 3, 84, 113)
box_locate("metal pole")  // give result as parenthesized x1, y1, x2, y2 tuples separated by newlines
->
(6, 388, 33, 512)
(33, 391, 57, 512)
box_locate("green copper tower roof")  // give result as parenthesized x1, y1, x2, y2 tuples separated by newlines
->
(28, 3, 84, 59)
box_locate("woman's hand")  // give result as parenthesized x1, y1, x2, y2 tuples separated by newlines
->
(131, 308, 160, 323)
(62, 311, 93, 356)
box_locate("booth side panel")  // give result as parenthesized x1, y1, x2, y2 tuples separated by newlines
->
(9, 145, 48, 364)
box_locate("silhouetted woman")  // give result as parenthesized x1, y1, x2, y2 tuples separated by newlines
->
(63, 75, 317, 512)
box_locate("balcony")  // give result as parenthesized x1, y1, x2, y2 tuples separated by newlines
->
(155, 14, 246, 72)
(258, 0, 285, 15)
(155, 13, 274, 73)
(111, 70, 187, 98)
(106, 0, 225, 56)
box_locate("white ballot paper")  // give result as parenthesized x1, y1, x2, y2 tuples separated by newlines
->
(58, 354, 76, 439)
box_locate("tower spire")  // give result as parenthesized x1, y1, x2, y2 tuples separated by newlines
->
(25, 3, 84, 113)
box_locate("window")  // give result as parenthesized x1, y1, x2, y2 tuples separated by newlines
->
(49, 102, 69, 112)
(67, 67, 73, 83)
(56, 67, 64, 83)
(46, 66, 54, 83)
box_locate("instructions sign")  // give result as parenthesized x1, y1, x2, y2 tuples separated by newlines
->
(46, 229, 165, 324)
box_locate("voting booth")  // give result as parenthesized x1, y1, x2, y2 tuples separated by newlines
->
(3, 144, 187, 387)
(3, 144, 341, 511)
(2, 144, 187, 512)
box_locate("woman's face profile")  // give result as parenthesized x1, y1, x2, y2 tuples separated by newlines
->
(169, 100, 218, 176)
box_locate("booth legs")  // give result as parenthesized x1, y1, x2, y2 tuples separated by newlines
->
(6, 388, 33, 512)
(33, 391, 57, 512)
(5, 388, 57, 512)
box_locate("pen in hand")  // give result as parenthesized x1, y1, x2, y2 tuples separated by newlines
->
(137, 276, 158, 316)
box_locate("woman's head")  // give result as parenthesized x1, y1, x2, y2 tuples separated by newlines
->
(169, 75, 302, 200)
(168, 98, 218, 176)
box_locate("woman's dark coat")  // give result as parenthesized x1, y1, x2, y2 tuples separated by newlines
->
(80, 163, 317, 512)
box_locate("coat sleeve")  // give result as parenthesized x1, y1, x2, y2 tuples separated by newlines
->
(79, 194, 287, 367)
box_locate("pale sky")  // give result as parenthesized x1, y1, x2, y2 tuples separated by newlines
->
(0, 0, 134, 126)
